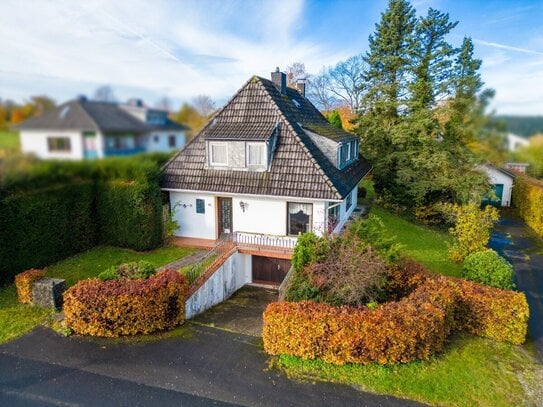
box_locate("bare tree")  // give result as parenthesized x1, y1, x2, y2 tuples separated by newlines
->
(155, 96, 173, 112)
(306, 68, 338, 111)
(285, 62, 308, 87)
(192, 95, 216, 117)
(327, 54, 367, 112)
(93, 85, 116, 102)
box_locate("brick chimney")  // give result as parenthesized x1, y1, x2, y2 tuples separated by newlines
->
(296, 78, 306, 97)
(271, 67, 286, 95)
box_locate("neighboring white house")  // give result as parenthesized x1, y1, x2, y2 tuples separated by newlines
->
(507, 133, 530, 151)
(481, 164, 515, 207)
(161, 70, 371, 285)
(17, 98, 188, 160)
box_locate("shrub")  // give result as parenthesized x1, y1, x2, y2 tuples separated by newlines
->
(264, 265, 529, 365)
(291, 233, 330, 273)
(414, 204, 446, 225)
(348, 215, 402, 264)
(14, 269, 45, 304)
(462, 250, 514, 290)
(455, 279, 528, 345)
(441, 203, 499, 262)
(513, 175, 543, 238)
(97, 267, 119, 281)
(64, 269, 188, 337)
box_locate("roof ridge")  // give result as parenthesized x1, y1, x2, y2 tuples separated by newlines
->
(75, 100, 102, 131)
(253, 77, 342, 199)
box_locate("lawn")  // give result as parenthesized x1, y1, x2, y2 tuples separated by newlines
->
(276, 333, 542, 407)
(0, 245, 195, 343)
(371, 205, 463, 277)
(0, 130, 20, 151)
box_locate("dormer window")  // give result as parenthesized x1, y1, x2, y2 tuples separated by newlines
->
(247, 143, 265, 166)
(209, 142, 228, 166)
(337, 139, 359, 169)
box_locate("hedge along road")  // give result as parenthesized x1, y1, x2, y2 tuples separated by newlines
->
(489, 212, 543, 362)
(0, 325, 422, 407)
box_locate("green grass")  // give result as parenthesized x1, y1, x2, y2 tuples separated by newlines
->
(371, 205, 463, 277)
(0, 245, 194, 343)
(276, 334, 541, 407)
(0, 131, 20, 151)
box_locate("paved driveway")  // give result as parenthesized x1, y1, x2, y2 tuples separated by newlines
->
(489, 212, 543, 362)
(0, 325, 421, 406)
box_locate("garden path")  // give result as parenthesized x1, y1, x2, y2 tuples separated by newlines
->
(158, 249, 207, 271)
(490, 211, 543, 362)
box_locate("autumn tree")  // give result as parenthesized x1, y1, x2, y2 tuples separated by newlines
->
(172, 103, 207, 140)
(325, 110, 343, 129)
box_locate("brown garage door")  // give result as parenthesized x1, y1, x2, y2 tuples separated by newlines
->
(252, 256, 291, 285)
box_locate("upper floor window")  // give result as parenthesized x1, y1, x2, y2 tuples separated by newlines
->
(47, 137, 71, 152)
(210, 142, 228, 166)
(338, 139, 359, 169)
(168, 135, 176, 148)
(247, 143, 264, 166)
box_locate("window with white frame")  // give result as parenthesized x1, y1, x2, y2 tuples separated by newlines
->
(47, 137, 71, 152)
(287, 202, 313, 235)
(209, 142, 227, 165)
(247, 143, 265, 166)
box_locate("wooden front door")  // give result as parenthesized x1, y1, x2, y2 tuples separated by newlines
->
(217, 197, 233, 237)
(252, 256, 291, 285)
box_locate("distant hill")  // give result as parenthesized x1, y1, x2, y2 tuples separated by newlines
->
(495, 115, 543, 138)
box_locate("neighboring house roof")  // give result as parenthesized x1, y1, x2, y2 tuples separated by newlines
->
(482, 163, 516, 179)
(162, 75, 372, 201)
(16, 99, 188, 133)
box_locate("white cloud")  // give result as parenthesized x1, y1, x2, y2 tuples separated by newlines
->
(0, 0, 348, 106)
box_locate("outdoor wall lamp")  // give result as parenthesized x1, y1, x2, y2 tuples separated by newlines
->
(239, 201, 248, 212)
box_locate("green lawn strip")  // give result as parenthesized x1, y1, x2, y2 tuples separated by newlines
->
(0, 245, 194, 343)
(0, 131, 20, 151)
(371, 205, 463, 277)
(276, 334, 540, 407)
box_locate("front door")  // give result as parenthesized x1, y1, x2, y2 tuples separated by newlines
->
(217, 197, 233, 238)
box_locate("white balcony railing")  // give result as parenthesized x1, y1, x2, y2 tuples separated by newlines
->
(233, 231, 297, 251)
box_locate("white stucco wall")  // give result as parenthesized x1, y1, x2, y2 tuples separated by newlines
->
(168, 190, 334, 239)
(145, 130, 186, 152)
(185, 252, 252, 319)
(20, 130, 84, 160)
(481, 165, 514, 206)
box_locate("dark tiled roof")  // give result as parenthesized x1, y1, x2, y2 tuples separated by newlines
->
(16, 100, 188, 133)
(162, 76, 371, 200)
(203, 122, 276, 140)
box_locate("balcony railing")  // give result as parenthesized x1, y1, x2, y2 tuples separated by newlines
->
(233, 231, 297, 251)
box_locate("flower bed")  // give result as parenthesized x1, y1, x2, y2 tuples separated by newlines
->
(14, 268, 45, 304)
(64, 269, 188, 337)
(263, 265, 529, 365)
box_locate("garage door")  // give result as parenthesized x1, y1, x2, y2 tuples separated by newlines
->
(252, 256, 291, 285)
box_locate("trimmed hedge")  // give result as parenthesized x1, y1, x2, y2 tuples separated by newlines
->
(64, 269, 188, 337)
(0, 156, 164, 284)
(14, 268, 45, 304)
(513, 175, 543, 238)
(263, 265, 529, 365)
(462, 250, 514, 290)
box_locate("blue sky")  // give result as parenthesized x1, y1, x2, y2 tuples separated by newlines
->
(0, 0, 542, 114)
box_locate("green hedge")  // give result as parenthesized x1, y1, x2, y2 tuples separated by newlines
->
(513, 175, 543, 238)
(0, 156, 164, 284)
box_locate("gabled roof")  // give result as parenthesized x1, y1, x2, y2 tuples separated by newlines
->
(161, 75, 371, 201)
(16, 99, 188, 133)
(203, 122, 276, 141)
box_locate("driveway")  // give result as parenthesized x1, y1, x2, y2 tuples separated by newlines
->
(0, 324, 421, 406)
(489, 211, 543, 362)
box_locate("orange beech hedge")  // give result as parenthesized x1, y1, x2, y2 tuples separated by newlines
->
(64, 269, 188, 337)
(15, 268, 45, 304)
(263, 266, 529, 365)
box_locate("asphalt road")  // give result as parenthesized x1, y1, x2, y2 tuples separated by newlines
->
(489, 212, 543, 362)
(0, 325, 421, 407)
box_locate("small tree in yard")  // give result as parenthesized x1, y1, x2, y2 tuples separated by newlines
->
(442, 203, 499, 262)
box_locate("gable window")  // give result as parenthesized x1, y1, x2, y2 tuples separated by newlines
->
(210, 142, 228, 166)
(339, 143, 350, 164)
(287, 202, 313, 235)
(168, 135, 176, 148)
(47, 137, 71, 152)
(247, 143, 264, 166)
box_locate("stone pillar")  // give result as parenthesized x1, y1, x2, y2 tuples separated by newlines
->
(32, 278, 66, 310)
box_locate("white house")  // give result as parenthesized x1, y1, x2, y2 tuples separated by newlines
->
(161, 70, 371, 285)
(17, 98, 188, 160)
(481, 164, 515, 207)
(507, 133, 530, 151)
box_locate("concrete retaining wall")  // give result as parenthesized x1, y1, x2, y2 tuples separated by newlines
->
(185, 252, 252, 319)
